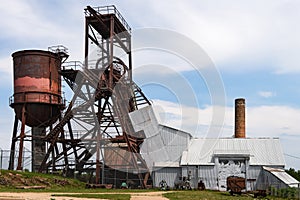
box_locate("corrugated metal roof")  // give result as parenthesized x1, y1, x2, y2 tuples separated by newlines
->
(181, 138, 285, 166)
(263, 166, 300, 187)
(129, 105, 159, 138)
(129, 106, 191, 170)
(153, 162, 180, 167)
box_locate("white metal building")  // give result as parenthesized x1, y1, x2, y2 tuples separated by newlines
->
(180, 138, 286, 190)
(129, 104, 299, 190)
(129, 106, 192, 187)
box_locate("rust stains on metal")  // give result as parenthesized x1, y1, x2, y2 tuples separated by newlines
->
(11, 50, 64, 127)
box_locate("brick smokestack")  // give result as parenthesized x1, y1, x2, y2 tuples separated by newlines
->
(235, 98, 246, 138)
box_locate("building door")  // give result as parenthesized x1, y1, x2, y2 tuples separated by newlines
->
(218, 159, 245, 191)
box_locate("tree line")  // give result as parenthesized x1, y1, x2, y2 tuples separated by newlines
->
(286, 168, 300, 181)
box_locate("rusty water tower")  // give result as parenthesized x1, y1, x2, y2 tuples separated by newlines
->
(9, 46, 68, 171)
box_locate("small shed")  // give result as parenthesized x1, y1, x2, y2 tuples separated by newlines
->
(259, 166, 300, 189)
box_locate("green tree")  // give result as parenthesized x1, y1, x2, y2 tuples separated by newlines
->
(285, 168, 300, 181)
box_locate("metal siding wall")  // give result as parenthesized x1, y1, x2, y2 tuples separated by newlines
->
(190, 166, 199, 189)
(198, 165, 218, 190)
(144, 125, 191, 171)
(253, 166, 287, 190)
(247, 166, 262, 191)
(181, 166, 198, 188)
(263, 170, 289, 189)
(182, 166, 188, 177)
(160, 126, 190, 162)
(160, 126, 190, 145)
(153, 167, 181, 188)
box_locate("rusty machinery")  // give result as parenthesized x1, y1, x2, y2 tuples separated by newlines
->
(9, 5, 151, 188)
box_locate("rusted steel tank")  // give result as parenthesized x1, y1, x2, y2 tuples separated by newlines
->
(10, 50, 64, 127)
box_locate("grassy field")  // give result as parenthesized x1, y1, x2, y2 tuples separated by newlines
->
(0, 170, 160, 193)
(0, 169, 85, 192)
(0, 170, 293, 199)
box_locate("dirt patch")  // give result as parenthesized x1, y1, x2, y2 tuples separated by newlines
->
(130, 191, 169, 200)
(0, 192, 170, 200)
(0, 193, 104, 200)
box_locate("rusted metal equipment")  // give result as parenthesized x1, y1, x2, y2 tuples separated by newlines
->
(8, 5, 151, 189)
(32, 5, 151, 188)
(10, 50, 66, 127)
(227, 176, 246, 195)
(9, 47, 68, 171)
(174, 176, 192, 190)
(253, 190, 267, 198)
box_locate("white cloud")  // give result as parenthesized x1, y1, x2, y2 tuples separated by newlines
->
(126, 0, 300, 74)
(152, 99, 225, 137)
(247, 105, 300, 137)
(0, 0, 84, 59)
(258, 91, 276, 98)
(2, 0, 300, 75)
(152, 99, 300, 138)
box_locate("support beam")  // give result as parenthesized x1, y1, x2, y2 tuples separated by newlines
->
(17, 105, 26, 170)
(8, 115, 19, 170)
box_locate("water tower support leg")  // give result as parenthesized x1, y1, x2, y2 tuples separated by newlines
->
(17, 105, 26, 170)
(8, 115, 19, 170)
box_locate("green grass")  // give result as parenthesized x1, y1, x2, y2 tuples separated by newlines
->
(163, 190, 288, 200)
(0, 169, 85, 192)
(52, 193, 130, 200)
(0, 169, 159, 193)
(0, 170, 293, 199)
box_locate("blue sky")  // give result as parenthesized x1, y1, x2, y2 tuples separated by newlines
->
(0, 0, 300, 169)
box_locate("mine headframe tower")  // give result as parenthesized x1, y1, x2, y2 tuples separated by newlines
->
(38, 5, 151, 188)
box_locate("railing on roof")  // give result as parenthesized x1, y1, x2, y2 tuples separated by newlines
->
(85, 5, 131, 33)
(62, 61, 83, 71)
(48, 45, 68, 54)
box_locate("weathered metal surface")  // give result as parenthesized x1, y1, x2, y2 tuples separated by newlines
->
(262, 166, 300, 188)
(218, 160, 246, 191)
(153, 167, 181, 188)
(11, 50, 63, 127)
(246, 165, 261, 191)
(31, 127, 46, 172)
(159, 125, 191, 162)
(180, 138, 285, 166)
(130, 106, 192, 171)
(35, 5, 150, 188)
(197, 165, 218, 190)
(227, 176, 246, 194)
